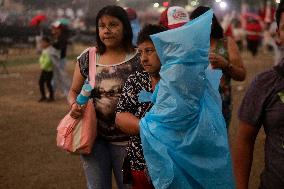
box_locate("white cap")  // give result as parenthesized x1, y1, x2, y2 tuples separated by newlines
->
(167, 6, 189, 28)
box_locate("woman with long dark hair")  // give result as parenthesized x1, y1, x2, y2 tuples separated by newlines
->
(68, 5, 141, 189)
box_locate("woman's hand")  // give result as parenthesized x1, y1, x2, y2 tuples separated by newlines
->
(70, 103, 86, 119)
(68, 62, 86, 119)
(209, 52, 229, 70)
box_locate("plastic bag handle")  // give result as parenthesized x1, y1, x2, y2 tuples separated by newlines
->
(88, 47, 97, 87)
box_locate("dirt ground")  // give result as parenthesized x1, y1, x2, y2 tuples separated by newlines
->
(0, 47, 273, 189)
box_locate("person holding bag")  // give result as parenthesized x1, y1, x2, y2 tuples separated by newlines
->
(68, 5, 142, 189)
(56, 47, 97, 154)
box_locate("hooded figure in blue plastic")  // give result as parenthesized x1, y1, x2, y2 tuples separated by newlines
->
(139, 10, 235, 189)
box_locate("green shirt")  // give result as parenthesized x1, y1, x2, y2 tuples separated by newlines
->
(39, 49, 53, 71)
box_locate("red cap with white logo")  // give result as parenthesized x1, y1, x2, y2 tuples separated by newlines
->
(159, 6, 189, 29)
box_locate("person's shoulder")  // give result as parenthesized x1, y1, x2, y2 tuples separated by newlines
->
(126, 49, 139, 62)
(256, 68, 276, 80)
(127, 70, 148, 80)
(77, 47, 91, 61)
(46, 46, 60, 57)
(125, 49, 143, 71)
(251, 68, 277, 89)
(135, 70, 149, 78)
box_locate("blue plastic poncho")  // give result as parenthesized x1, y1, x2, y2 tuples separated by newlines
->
(139, 10, 235, 189)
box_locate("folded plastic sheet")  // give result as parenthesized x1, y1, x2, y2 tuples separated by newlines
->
(139, 10, 235, 189)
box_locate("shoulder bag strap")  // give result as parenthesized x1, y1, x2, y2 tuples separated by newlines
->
(88, 47, 97, 88)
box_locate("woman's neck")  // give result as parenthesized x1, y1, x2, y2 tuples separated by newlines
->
(105, 46, 126, 55)
(98, 46, 130, 65)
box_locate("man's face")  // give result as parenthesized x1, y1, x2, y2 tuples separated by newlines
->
(277, 13, 284, 45)
(138, 41, 161, 76)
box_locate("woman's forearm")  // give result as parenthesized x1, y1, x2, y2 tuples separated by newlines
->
(68, 62, 85, 107)
(227, 37, 246, 81)
(115, 112, 140, 135)
(68, 88, 79, 106)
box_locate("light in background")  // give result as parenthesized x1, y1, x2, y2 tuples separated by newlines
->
(153, 2, 160, 8)
(190, 0, 199, 7)
(219, 1, 228, 10)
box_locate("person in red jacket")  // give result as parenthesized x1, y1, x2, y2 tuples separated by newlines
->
(245, 18, 263, 56)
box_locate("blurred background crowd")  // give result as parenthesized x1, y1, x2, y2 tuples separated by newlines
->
(0, 0, 282, 58)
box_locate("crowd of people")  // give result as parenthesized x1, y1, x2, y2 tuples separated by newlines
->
(50, 2, 284, 189)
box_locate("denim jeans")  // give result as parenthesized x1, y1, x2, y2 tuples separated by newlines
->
(81, 138, 129, 189)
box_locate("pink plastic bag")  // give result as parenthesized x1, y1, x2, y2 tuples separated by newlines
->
(56, 47, 97, 154)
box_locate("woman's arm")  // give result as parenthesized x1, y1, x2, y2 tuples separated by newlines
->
(209, 37, 246, 81)
(115, 112, 140, 135)
(233, 120, 259, 189)
(226, 37, 246, 81)
(68, 62, 85, 119)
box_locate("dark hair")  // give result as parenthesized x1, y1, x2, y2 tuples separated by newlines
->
(190, 6, 224, 39)
(137, 24, 167, 45)
(276, 0, 284, 27)
(95, 5, 134, 54)
(41, 36, 51, 43)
